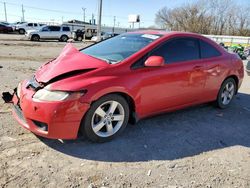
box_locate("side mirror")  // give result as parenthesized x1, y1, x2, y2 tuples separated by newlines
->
(145, 56, 165, 67)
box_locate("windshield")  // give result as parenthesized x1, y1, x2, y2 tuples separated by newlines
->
(81, 33, 162, 64)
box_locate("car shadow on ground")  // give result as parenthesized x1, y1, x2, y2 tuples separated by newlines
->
(39, 92, 250, 162)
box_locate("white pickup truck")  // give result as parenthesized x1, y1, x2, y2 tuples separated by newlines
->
(25, 25, 71, 42)
(15, 22, 44, 34)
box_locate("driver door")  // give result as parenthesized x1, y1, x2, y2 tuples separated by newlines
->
(133, 37, 206, 116)
(40, 26, 50, 39)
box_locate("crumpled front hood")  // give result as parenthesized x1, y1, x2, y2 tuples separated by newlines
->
(35, 43, 108, 83)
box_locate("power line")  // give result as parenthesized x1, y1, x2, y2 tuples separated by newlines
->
(0, 1, 155, 26)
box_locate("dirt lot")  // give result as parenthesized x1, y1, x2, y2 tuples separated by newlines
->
(0, 33, 250, 188)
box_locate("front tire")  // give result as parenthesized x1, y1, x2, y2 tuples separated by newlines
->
(31, 34, 40, 41)
(19, 29, 25, 34)
(81, 94, 130, 142)
(216, 78, 236, 109)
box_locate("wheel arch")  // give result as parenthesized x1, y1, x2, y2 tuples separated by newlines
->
(223, 75, 239, 93)
(90, 91, 137, 124)
(78, 91, 137, 138)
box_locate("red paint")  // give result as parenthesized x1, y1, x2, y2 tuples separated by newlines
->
(12, 31, 244, 139)
(35, 43, 108, 83)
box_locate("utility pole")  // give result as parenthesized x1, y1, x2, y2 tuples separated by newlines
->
(97, 0, 102, 41)
(113, 16, 116, 33)
(113, 16, 116, 28)
(82, 7, 86, 23)
(21, 4, 25, 22)
(92, 13, 94, 24)
(4, 2, 7, 22)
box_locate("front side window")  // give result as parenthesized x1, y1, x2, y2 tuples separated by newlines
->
(81, 33, 162, 64)
(50, 26, 60, 31)
(151, 37, 200, 64)
(200, 40, 221, 59)
(41, 26, 49, 31)
(27, 23, 33, 26)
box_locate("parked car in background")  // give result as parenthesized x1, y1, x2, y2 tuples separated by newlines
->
(25, 25, 71, 42)
(3, 31, 244, 142)
(15, 22, 44, 34)
(0, 21, 10, 25)
(91, 32, 119, 42)
(0, 24, 13, 33)
(246, 61, 250, 76)
(72, 28, 98, 40)
(85, 28, 97, 39)
(11, 21, 27, 31)
(72, 29, 85, 41)
(244, 46, 250, 59)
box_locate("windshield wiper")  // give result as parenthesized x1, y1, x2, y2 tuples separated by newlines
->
(105, 58, 120, 64)
(86, 54, 119, 64)
(97, 57, 119, 64)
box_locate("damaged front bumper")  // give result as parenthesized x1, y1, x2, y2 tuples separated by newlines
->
(2, 80, 90, 139)
(2, 89, 16, 103)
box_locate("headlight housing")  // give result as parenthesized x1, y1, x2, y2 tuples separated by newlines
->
(33, 89, 69, 102)
(33, 87, 86, 102)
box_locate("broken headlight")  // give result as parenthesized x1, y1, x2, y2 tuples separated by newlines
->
(33, 86, 86, 102)
(33, 89, 69, 102)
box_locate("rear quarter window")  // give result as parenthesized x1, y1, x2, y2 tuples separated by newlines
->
(62, 27, 70, 31)
(200, 40, 221, 59)
(50, 26, 60, 31)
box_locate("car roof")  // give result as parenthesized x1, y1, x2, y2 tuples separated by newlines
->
(128, 30, 204, 38)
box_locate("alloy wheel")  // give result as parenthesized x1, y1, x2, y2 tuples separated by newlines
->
(91, 100, 125, 137)
(221, 82, 235, 105)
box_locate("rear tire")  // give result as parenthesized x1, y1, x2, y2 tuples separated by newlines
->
(216, 78, 236, 109)
(77, 36, 83, 41)
(81, 94, 130, 142)
(60, 35, 68, 42)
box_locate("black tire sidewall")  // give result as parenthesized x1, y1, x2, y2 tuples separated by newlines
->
(31, 35, 40, 41)
(19, 29, 25, 34)
(77, 36, 83, 41)
(60, 35, 68, 42)
(81, 94, 130, 142)
(216, 78, 236, 109)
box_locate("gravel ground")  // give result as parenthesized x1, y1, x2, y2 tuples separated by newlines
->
(0, 34, 250, 188)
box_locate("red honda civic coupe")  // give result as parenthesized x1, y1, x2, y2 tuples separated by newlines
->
(3, 31, 244, 142)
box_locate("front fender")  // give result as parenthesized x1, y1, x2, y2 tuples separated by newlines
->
(80, 86, 134, 103)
